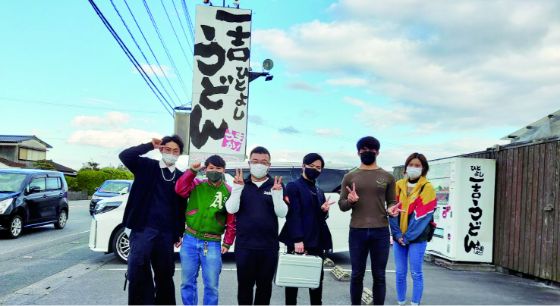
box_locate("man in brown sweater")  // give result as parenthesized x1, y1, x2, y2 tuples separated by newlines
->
(339, 136, 397, 305)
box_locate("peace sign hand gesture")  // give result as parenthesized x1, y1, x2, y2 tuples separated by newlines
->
(321, 196, 336, 212)
(272, 176, 283, 191)
(233, 168, 244, 185)
(346, 182, 359, 204)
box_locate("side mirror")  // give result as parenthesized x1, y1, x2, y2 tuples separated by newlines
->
(27, 186, 41, 194)
(95, 187, 99, 191)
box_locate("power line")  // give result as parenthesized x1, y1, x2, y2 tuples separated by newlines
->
(89, 0, 174, 117)
(171, 0, 194, 53)
(160, 0, 194, 68)
(0, 97, 164, 115)
(122, 0, 185, 106)
(181, 0, 196, 43)
(109, 0, 178, 108)
(142, 0, 191, 99)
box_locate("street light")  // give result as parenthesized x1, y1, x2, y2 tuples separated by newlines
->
(249, 59, 274, 83)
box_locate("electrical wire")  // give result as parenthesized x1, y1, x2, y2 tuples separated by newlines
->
(0, 97, 164, 114)
(122, 0, 184, 105)
(160, 0, 193, 67)
(89, 0, 173, 117)
(110, 0, 178, 108)
(181, 0, 196, 43)
(142, 0, 191, 98)
(171, 0, 194, 52)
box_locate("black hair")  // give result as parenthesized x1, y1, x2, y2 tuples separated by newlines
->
(303, 153, 325, 168)
(161, 134, 184, 154)
(205, 155, 226, 168)
(249, 146, 270, 159)
(356, 136, 380, 151)
(404, 152, 430, 176)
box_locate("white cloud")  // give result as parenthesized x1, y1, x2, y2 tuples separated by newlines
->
(343, 96, 417, 130)
(253, 1, 560, 129)
(135, 64, 174, 77)
(326, 77, 368, 87)
(315, 128, 342, 137)
(67, 128, 161, 149)
(72, 112, 130, 128)
(287, 81, 321, 92)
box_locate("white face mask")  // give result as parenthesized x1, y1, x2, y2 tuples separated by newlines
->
(250, 163, 269, 179)
(406, 166, 422, 180)
(162, 153, 178, 166)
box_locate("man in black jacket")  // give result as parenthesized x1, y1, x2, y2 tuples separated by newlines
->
(119, 135, 186, 305)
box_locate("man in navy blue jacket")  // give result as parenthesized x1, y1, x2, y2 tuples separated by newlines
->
(226, 146, 288, 305)
(119, 135, 186, 305)
(279, 153, 334, 305)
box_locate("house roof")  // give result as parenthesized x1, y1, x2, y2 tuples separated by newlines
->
(49, 160, 77, 176)
(0, 157, 26, 168)
(501, 109, 560, 143)
(0, 135, 53, 148)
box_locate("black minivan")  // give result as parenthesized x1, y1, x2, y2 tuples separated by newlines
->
(0, 169, 69, 238)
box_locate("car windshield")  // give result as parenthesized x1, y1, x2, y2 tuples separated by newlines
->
(99, 182, 130, 194)
(0, 173, 27, 193)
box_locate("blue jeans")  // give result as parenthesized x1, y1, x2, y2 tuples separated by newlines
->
(179, 234, 222, 305)
(349, 227, 390, 305)
(393, 241, 428, 304)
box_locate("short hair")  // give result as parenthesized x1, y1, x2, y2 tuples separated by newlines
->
(161, 135, 184, 154)
(249, 146, 270, 159)
(356, 136, 380, 151)
(205, 155, 226, 168)
(404, 152, 430, 176)
(303, 153, 324, 168)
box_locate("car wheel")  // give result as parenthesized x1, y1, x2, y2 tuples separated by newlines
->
(113, 227, 130, 263)
(8, 215, 23, 239)
(54, 209, 68, 229)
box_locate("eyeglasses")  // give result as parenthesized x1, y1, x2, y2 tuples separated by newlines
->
(161, 146, 180, 155)
(248, 160, 270, 166)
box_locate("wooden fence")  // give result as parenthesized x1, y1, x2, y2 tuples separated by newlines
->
(463, 139, 559, 282)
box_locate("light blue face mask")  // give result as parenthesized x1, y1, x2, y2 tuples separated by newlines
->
(250, 163, 268, 179)
(162, 153, 178, 166)
(406, 166, 422, 180)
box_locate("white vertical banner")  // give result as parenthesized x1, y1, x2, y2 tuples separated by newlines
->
(189, 5, 252, 164)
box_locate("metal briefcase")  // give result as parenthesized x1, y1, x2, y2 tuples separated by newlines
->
(275, 253, 323, 289)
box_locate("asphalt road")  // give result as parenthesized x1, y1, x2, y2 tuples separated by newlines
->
(0, 201, 558, 305)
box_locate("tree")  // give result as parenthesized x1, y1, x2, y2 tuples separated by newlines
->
(82, 161, 100, 171)
(32, 160, 56, 170)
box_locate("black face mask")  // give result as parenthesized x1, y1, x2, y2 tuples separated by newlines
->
(206, 171, 223, 183)
(360, 151, 377, 165)
(304, 167, 321, 181)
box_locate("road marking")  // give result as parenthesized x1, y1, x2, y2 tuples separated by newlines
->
(101, 267, 396, 273)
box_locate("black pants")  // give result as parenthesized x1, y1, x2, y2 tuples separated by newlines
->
(349, 227, 390, 305)
(127, 227, 176, 305)
(285, 247, 325, 305)
(235, 247, 279, 305)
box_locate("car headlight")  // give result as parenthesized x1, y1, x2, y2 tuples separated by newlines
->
(94, 201, 122, 215)
(0, 198, 14, 214)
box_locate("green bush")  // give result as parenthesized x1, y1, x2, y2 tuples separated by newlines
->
(65, 176, 79, 191)
(76, 167, 134, 195)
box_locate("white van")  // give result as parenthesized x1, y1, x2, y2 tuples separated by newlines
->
(89, 162, 352, 262)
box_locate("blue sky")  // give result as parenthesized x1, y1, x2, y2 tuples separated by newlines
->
(1, 0, 559, 171)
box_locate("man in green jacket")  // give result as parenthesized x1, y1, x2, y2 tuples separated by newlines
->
(175, 155, 235, 305)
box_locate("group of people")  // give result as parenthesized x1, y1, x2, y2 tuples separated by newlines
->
(118, 134, 437, 305)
